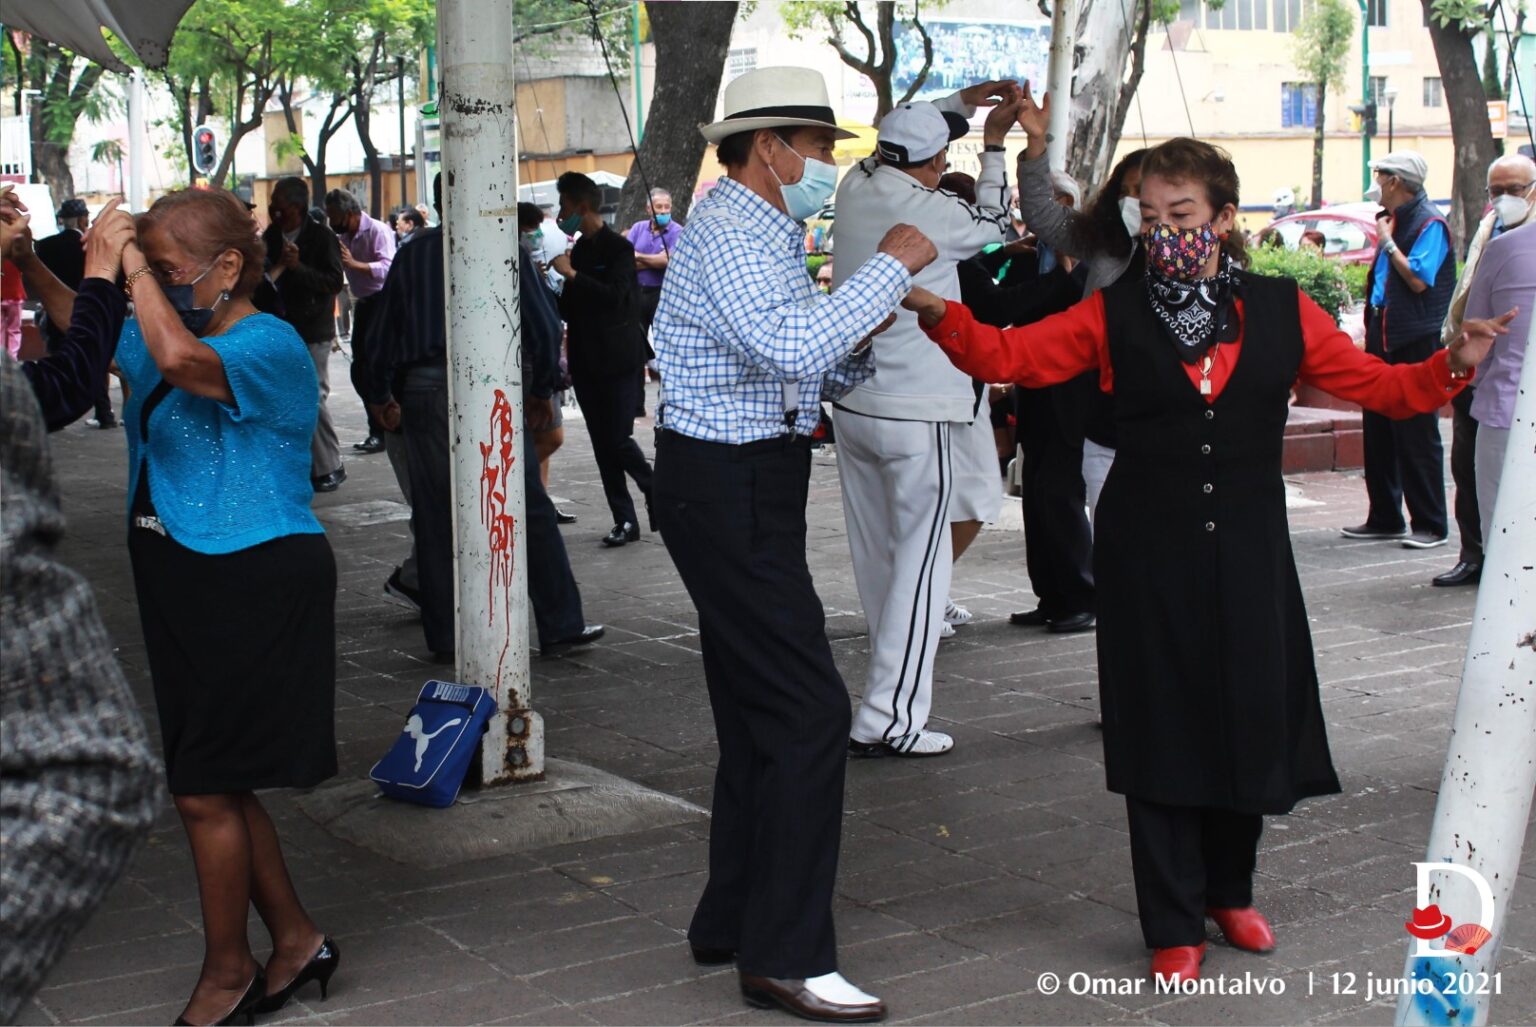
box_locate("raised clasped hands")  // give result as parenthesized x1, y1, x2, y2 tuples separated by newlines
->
(959, 79, 1020, 110)
(83, 198, 137, 281)
(1450, 307, 1517, 375)
(1016, 80, 1052, 140)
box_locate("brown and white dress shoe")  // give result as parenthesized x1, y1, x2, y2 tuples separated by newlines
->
(739, 970, 886, 1023)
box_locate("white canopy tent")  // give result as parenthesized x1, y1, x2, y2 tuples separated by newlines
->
(5, 0, 195, 70)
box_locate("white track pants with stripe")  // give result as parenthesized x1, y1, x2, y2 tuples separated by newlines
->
(832, 408, 954, 746)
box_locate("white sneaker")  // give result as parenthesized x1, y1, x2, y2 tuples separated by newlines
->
(804, 972, 880, 1006)
(943, 598, 972, 625)
(893, 730, 954, 756)
(939, 621, 956, 639)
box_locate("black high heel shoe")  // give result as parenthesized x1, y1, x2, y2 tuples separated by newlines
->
(253, 937, 340, 1014)
(173, 969, 265, 1026)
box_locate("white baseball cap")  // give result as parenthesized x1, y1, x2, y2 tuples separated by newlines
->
(1369, 151, 1429, 188)
(876, 102, 970, 166)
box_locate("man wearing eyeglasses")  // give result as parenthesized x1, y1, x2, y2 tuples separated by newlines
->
(1428, 153, 1536, 588)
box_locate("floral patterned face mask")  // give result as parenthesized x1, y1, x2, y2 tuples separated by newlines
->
(1145, 221, 1220, 282)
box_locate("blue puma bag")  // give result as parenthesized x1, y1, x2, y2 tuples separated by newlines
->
(369, 681, 495, 808)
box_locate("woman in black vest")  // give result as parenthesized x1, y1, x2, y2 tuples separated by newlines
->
(901, 139, 1507, 985)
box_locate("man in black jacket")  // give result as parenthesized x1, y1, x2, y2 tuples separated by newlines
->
(263, 176, 347, 492)
(551, 172, 653, 547)
(35, 199, 117, 429)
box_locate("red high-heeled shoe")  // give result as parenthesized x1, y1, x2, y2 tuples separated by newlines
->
(1207, 906, 1276, 953)
(1150, 942, 1205, 984)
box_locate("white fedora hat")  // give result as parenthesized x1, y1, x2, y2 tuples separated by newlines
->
(700, 66, 857, 144)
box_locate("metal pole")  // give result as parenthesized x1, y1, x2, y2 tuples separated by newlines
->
(1394, 313, 1536, 1026)
(438, 0, 540, 784)
(1358, 0, 1371, 194)
(127, 69, 146, 212)
(632, 0, 644, 142)
(1045, 0, 1076, 171)
(398, 56, 408, 209)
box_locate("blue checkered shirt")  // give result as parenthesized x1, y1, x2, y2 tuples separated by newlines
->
(653, 177, 912, 444)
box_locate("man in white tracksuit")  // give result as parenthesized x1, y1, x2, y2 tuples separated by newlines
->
(832, 82, 1020, 758)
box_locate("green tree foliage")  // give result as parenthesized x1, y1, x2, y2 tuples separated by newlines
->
(1292, 0, 1354, 209)
(515, 0, 632, 65)
(4, 34, 116, 203)
(1247, 245, 1356, 325)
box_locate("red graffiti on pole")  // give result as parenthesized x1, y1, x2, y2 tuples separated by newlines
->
(479, 388, 517, 690)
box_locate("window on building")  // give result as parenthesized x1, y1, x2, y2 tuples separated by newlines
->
(1423, 77, 1444, 107)
(1366, 0, 1388, 26)
(1272, 0, 1308, 33)
(1282, 81, 1319, 128)
(1368, 76, 1388, 106)
(726, 47, 757, 83)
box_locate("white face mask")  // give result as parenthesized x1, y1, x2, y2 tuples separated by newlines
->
(1119, 195, 1143, 238)
(1491, 193, 1533, 228)
(1364, 182, 1383, 204)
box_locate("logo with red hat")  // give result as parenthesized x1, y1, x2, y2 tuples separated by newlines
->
(1406, 863, 1496, 957)
(1405, 904, 1452, 940)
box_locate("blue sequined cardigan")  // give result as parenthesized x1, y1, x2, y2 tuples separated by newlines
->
(117, 313, 324, 555)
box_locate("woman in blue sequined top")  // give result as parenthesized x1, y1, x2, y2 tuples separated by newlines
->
(116, 188, 340, 1025)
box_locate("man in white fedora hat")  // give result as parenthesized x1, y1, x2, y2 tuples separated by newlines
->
(650, 65, 937, 1023)
(830, 82, 1021, 762)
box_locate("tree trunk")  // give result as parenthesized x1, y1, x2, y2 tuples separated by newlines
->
(615, 0, 739, 227)
(1311, 81, 1327, 208)
(1065, 0, 1152, 188)
(350, 35, 387, 217)
(1422, 0, 1499, 256)
(22, 41, 104, 203)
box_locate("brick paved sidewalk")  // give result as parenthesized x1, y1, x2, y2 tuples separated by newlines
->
(16, 363, 1536, 1026)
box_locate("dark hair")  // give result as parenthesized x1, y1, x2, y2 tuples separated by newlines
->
(1140, 137, 1249, 267)
(324, 188, 361, 216)
(400, 208, 426, 229)
(138, 188, 266, 299)
(270, 176, 309, 210)
(517, 201, 545, 230)
(937, 171, 977, 205)
(556, 171, 602, 211)
(715, 129, 757, 169)
(1300, 229, 1326, 248)
(1080, 148, 1148, 260)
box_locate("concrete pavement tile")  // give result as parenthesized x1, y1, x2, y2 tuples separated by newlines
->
(29, 965, 199, 1023)
(293, 953, 511, 1015)
(554, 839, 707, 888)
(477, 916, 684, 976)
(320, 980, 561, 1025)
(566, 974, 746, 1026)
(526, 947, 705, 1005)
(870, 875, 1061, 931)
(40, 927, 205, 987)
(432, 890, 640, 949)
(477, 1007, 601, 1026)
(893, 988, 1126, 1026)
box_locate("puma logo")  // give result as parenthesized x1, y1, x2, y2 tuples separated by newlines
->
(403, 714, 463, 772)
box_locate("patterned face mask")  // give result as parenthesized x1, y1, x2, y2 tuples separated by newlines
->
(1145, 221, 1220, 282)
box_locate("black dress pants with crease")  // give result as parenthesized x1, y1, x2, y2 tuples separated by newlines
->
(572, 372, 653, 529)
(654, 431, 849, 981)
(1448, 388, 1482, 564)
(1016, 375, 1095, 618)
(1360, 327, 1448, 538)
(1126, 797, 1263, 949)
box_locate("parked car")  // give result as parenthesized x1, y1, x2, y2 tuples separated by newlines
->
(1256, 202, 1382, 264)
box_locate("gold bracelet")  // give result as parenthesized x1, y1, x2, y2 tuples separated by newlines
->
(123, 265, 153, 296)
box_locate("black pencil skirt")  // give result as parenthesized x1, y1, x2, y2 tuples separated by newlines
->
(129, 527, 338, 795)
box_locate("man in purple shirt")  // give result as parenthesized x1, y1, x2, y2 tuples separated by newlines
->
(1464, 220, 1533, 550)
(626, 189, 682, 411)
(326, 188, 396, 453)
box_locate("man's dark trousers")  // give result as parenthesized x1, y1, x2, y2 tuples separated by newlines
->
(1016, 376, 1095, 618)
(350, 294, 386, 440)
(1361, 323, 1448, 537)
(572, 372, 652, 528)
(655, 431, 848, 980)
(1125, 797, 1263, 948)
(522, 425, 586, 647)
(1449, 388, 1482, 563)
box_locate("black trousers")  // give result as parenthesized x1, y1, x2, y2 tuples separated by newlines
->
(572, 372, 653, 529)
(1449, 388, 1482, 563)
(1016, 378, 1095, 617)
(349, 294, 385, 440)
(403, 370, 587, 654)
(1361, 326, 1447, 537)
(655, 431, 850, 980)
(1126, 797, 1263, 948)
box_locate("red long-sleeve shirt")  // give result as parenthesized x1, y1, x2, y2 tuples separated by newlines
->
(923, 288, 1468, 419)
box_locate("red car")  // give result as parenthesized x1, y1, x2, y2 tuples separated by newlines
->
(1256, 203, 1382, 264)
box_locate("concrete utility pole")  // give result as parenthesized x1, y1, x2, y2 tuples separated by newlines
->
(1395, 313, 1536, 1026)
(127, 70, 146, 212)
(438, 0, 541, 785)
(1045, 0, 1076, 171)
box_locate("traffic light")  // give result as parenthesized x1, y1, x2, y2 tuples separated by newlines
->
(192, 124, 218, 175)
(1362, 102, 1378, 137)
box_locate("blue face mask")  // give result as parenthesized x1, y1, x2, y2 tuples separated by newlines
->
(557, 213, 582, 236)
(770, 140, 838, 222)
(653, 212, 672, 227)
(161, 263, 226, 336)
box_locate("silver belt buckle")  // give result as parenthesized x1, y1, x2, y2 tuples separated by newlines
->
(133, 514, 167, 536)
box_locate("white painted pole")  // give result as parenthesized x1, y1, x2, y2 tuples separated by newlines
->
(1045, 0, 1076, 171)
(438, 0, 541, 784)
(127, 70, 146, 211)
(1395, 314, 1536, 1026)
